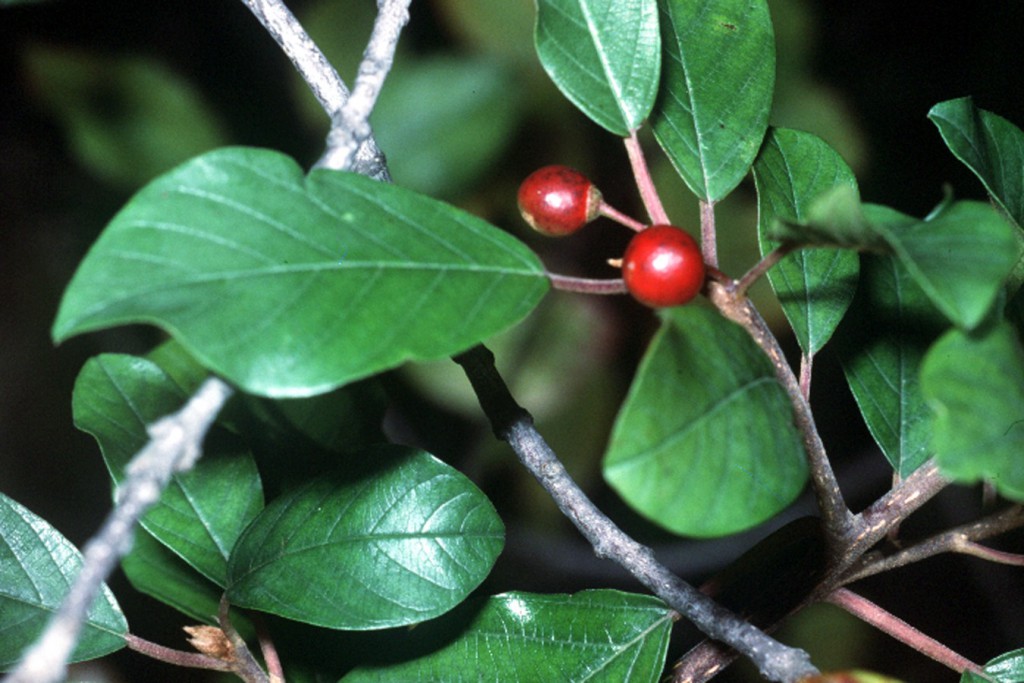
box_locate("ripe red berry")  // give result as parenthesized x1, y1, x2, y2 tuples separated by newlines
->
(517, 165, 602, 236)
(622, 225, 706, 308)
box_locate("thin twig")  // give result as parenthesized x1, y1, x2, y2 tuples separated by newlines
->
(734, 243, 797, 298)
(624, 130, 670, 224)
(599, 200, 646, 231)
(843, 505, 1024, 584)
(547, 273, 628, 295)
(699, 199, 718, 268)
(218, 595, 269, 683)
(3, 378, 234, 683)
(453, 345, 818, 683)
(316, 0, 412, 172)
(125, 634, 235, 673)
(799, 352, 813, 403)
(707, 285, 854, 555)
(826, 588, 985, 676)
(240, 0, 390, 180)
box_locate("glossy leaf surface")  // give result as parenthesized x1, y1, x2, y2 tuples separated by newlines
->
(0, 494, 127, 670)
(961, 648, 1024, 683)
(754, 127, 860, 354)
(343, 590, 673, 682)
(227, 446, 504, 629)
(535, 0, 660, 135)
(651, 0, 775, 200)
(835, 248, 945, 477)
(53, 147, 548, 398)
(604, 307, 807, 536)
(72, 353, 263, 586)
(921, 321, 1024, 501)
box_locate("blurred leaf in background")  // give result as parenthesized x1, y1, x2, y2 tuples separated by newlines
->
(23, 44, 228, 189)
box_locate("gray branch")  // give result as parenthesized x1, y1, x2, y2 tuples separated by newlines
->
(3, 378, 234, 683)
(240, 0, 394, 180)
(454, 345, 819, 683)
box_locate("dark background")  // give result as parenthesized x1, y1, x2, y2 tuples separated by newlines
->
(2, 1, 1023, 681)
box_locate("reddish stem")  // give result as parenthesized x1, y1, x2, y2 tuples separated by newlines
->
(700, 199, 718, 268)
(124, 634, 233, 672)
(799, 352, 813, 402)
(826, 588, 985, 676)
(547, 272, 628, 295)
(624, 130, 669, 224)
(599, 200, 646, 231)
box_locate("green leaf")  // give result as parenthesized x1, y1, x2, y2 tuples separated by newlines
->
(835, 248, 946, 477)
(769, 197, 1021, 331)
(534, 0, 660, 135)
(372, 56, 525, 198)
(227, 446, 504, 630)
(0, 493, 127, 670)
(53, 147, 548, 398)
(983, 648, 1024, 682)
(121, 530, 254, 638)
(874, 201, 1021, 330)
(342, 590, 673, 682)
(929, 97, 1024, 229)
(72, 353, 263, 586)
(651, 0, 775, 201)
(23, 44, 226, 188)
(753, 127, 860, 355)
(921, 321, 1024, 501)
(604, 307, 808, 536)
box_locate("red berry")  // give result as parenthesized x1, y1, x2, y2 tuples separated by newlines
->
(517, 165, 602, 236)
(622, 225, 706, 308)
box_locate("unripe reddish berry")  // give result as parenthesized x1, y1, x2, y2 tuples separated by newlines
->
(517, 165, 602, 236)
(622, 225, 706, 307)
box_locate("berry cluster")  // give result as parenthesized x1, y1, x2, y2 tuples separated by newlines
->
(517, 165, 706, 308)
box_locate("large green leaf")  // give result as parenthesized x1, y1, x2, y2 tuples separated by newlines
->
(753, 127, 860, 355)
(769, 197, 1020, 331)
(921, 321, 1024, 501)
(52, 147, 548, 398)
(929, 97, 1024, 229)
(72, 353, 263, 586)
(651, 0, 775, 201)
(342, 590, 673, 682)
(835, 248, 946, 477)
(534, 0, 660, 135)
(226, 446, 504, 630)
(604, 307, 808, 537)
(0, 494, 127, 670)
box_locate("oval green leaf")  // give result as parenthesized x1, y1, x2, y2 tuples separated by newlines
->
(52, 147, 548, 398)
(535, 0, 661, 135)
(72, 353, 263, 586)
(604, 307, 808, 537)
(226, 446, 504, 630)
(834, 247, 946, 477)
(929, 97, 1024, 229)
(342, 590, 673, 682)
(921, 321, 1024, 501)
(0, 493, 127, 670)
(754, 127, 860, 355)
(651, 0, 775, 201)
